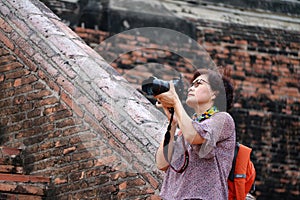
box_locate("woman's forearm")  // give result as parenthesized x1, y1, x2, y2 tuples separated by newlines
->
(174, 101, 205, 145)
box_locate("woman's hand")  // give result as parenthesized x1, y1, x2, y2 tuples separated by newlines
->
(155, 82, 180, 125)
(154, 82, 180, 108)
(156, 101, 178, 126)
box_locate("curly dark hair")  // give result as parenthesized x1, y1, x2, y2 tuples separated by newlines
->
(191, 69, 234, 112)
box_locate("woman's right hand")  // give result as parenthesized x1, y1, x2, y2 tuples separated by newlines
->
(156, 101, 178, 126)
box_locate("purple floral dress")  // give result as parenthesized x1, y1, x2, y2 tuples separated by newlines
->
(160, 112, 236, 200)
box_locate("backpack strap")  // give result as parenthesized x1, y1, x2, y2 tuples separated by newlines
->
(234, 144, 252, 200)
(234, 144, 252, 178)
(228, 142, 240, 181)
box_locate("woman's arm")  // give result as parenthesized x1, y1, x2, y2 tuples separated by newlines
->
(173, 100, 205, 145)
(155, 83, 205, 145)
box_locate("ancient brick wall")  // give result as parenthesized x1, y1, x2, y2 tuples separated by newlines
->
(0, 0, 166, 199)
(74, 18, 300, 200)
(0, 146, 50, 199)
(0, 0, 299, 199)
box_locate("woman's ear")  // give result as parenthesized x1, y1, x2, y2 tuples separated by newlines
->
(211, 91, 219, 100)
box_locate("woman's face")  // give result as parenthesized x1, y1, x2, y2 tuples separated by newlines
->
(186, 74, 215, 109)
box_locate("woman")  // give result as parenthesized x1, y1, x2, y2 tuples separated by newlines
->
(155, 69, 236, 200)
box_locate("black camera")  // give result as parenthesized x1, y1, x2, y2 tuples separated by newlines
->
(141, 75, 184, 97)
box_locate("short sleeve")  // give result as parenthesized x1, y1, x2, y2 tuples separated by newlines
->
(192, 112, 235, 158)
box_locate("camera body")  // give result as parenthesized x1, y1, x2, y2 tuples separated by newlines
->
(141, 76, 184, 98)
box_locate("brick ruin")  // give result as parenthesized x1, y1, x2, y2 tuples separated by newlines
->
(0, 0, 299, 199)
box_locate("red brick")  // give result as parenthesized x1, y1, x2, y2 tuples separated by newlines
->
(32, 116, 49, 126)
(0, 17, 13, 33)
(0, 31, 14, 50)
(72, 151, 92, 161)
(63, 146, 76, 155)
(13, 95, 26, 105)
(27, 108, 42, 118)
(0, 165, 15, 173)
(10, 113, 26, 123)
(142, 173, 160, 190)
(55, 118, 75, 128)
(0, 47, 9, 56)
(27, 90, 52, 101)
(17, 184, 45, 195)
(43, 104, 65, 115)
(0, 182, 17, 192)
(60, 91, 76, 113)
(56, 75, 76, 95)
(0, 98, 11, 108)
(0, 80, 13, 90)
(0, 174, 29, 182)
(111, 172, 127, 181)
(0, 61, 23, 73)
(0, 55, 16, 66)
(34, 96, 59, 108)
(14, 84, 33, 95)
(54, 177, 67, 185)
(147, 194, 162, 200)
(17, 194, 43, 200)
(119, 181, 127, 190)
(12, 74, 37, 87)
(0, 147, 21, 156)
(95, 155, 118, 167)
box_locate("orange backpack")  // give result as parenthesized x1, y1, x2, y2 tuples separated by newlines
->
(228, 143, 256, 200)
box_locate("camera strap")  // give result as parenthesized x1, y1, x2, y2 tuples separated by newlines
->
(163, 108, 189, 173)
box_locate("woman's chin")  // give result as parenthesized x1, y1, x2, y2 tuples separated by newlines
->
(186, 99, 195, 108)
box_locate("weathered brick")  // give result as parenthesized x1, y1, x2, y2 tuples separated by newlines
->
(72, 151, 92, 161)
(142, 173, 160, 190)
(14, 84, 33, 95)
(27, 108, 42, 119)
(54, 177, 67, 185)
(0, 182, 17, 192)
(18, 194, 43, 200)
(0, 174, 49, 183)
(63, 146, 76, 155)
(60, 91, 82, 116)
(0, 147, 21, 157)
(52, 56, 77, 79)
(13, 95, 26, 105)
(0, 31, 14, 50)
(34, 96, 59, 108)
(0, 165, 15, 173)
(0, 55, 16, 66)
(0, 61, 23, 73)
(0, 14, 13, 32)
(27, 90, 52, 101)
(16, 184, 45, 195)
(55, 118, 75, 128)
(10, 112, 26, 123)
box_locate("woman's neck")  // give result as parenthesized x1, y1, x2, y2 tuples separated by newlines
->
(194, 102, 214, 115)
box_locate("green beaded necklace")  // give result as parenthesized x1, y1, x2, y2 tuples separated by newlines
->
(192, 106, 219, 122)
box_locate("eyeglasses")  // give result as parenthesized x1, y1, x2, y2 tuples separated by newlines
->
(191, 79, 209, 88)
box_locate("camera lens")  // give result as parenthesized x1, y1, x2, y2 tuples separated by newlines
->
(142, 77, 170, 96)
